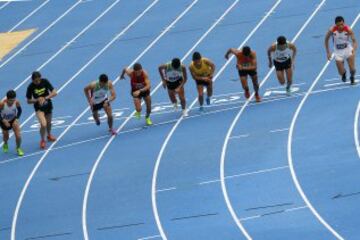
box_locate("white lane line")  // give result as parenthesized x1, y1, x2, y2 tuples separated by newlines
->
(355, 101, 360, 159)
(8, 0, 50, 32)
(199, 166, 289, 185)
(324, 80, 359, 87)
(220, 1, 326, 239)
(138, 235, 161, 240)
(229, 134, 250, 139)
(0, 1, 10, 10)
(10, 1, 159, 240)
(239, 206, 308, 222)
(82, 1, 200, 240)
(153, 1, 282, 239)
(266, 82, 306, 91)
(156, 187, 177, 193)
(324, 75, 360, 82)
(1, 0, 123, 147)
(287, 12, 360, 240)
(0, 0, 83, 69)
(269, 128, 289, 133)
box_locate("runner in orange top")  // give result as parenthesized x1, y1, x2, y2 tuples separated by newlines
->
(225, 46, 261, 102)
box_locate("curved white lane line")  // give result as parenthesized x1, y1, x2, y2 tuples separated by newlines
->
(287, 12, 360, 240)
(153, 1, 282, 239)
(220, 0, 326, 238)
(0, 0, 123, 148)
(10, 1, 159, 239)
(355, 101, 360, 158)
(8, 0, 50, 33)
(0, 0, 82, 69)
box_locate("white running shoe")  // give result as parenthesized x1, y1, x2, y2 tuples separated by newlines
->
(182, 109, 188, 117)
(173, 103, 178, 111)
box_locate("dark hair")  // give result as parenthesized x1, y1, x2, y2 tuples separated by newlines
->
(99, 74, 108, 83)
(171, 58, 181, 69)
(31, 71, 41, 80)
(6, 90, 16, 99)
(133, 62, 142, 71)
(277, 36, 287, 45)
(242, 46, 251, 56)
(335, 16, 344, 24)
(192, 51, 202, 61)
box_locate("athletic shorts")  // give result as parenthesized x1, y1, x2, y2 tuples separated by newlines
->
(132, 90, 150, 99)
(238, 69, 257, 77)
(92, 99, 109, 112)
(334, 46, 353, 62)
(195, 79, 210, 86)
(0, 119, 15, 131)
(273, 58, 292, 71)
(35, 101, 53, 115)
(166, 79, 183, 90)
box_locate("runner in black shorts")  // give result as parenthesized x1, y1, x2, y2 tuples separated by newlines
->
(84, 74, 116, 135)
(26, 71, 57, 149)
(268, 36, 297, 95)
(120, 63, 153, 125)
(158, 58, 188, 116)
(225, 46, 261, 102)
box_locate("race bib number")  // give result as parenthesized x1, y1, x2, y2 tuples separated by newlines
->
(336, 43, 347, 49)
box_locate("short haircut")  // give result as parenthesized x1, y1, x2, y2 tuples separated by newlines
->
(31, 71, 41, 80)
(335, 16, 344, 24)
(171, 58, 181, 69)
(99, 74, 108, 83)
(133, 62, 142, 71)
(6, 90, 16, 99)
(277, 36, 287, 45)
(192, 51, 202, 61)
(242, 46, 251, 56)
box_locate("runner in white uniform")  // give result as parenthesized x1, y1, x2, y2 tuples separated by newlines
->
(268, 36, 297, 94)
(158, 58, 188, 116)
(84, 74, 116, 135)
(325, 16, 357, 84)
(0, 90, 24, 156)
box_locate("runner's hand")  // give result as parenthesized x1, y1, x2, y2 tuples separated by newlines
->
(268, 61, 273, 68)
(38, 97, 46, 106)
(133, 90, 140, 97)
(327, 52, 332, 60)
(162, 80, 167, 89)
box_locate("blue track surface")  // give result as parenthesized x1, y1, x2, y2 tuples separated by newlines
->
(0, 0, 359, 239)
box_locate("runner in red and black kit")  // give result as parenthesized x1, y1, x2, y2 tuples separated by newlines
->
(120, 63, 152, 125)
(26, 71, 57, 149)
(225, 46, 261, 102)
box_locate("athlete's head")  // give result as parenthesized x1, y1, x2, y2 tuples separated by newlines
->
(242, 46, 251, 57)
(192, 52, 202, 66)
(171, 58, 181, 69)
(99, 74, 108, 87)
(335, 16, 345, 31)
(277, 36, 287, 46)
(133, 62, 143, 76)
(31, 71, 42, 85)
(6, 90, 16, 103)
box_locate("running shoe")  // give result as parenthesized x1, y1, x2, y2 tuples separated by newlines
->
(173, 103, 178, 111)
(47, 135, 56, 142)
(145, 117, 153, 126)
(182, 109, 189, 117)
(135, 111, 141, 119)
(16, 148, 24, 156)
(109, 128, 117, 136)
(350, 75, 356, 85)
(244, 89, 250, 99)
(342, 71, 347, 82)
(206, 97, 211, 105)
(40, 140, 46, 149)
(95, 119, 100, 126)
(2, 143, 8, 153)
(286, 86, 291, 96)
(199, 106, 204, 112)
(255, 94, 261, 103)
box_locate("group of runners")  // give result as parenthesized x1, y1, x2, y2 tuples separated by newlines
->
(0, 16, 357, 156)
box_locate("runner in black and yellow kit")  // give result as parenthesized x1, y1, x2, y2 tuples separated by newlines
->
(26, 71, 57, 149)
(189, 52, 215, 111)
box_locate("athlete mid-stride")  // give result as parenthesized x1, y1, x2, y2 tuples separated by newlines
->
(0, 90, 23, 156)
(325, 16, 357, 85)
(120, 63, 153, 126)
(84, 74, 117, 135)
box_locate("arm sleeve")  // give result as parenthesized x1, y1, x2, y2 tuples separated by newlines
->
(44, 79, 54, 91)
(16, 105, 22, 119)
(26, 85, 32, 99)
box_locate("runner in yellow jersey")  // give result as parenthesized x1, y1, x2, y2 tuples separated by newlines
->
(189, 52, 215, 111)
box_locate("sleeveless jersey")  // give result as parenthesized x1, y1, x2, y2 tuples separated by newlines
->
(332, 25, 352, 50)
(273, 42, 292, 62)
(1, 100, 17, 121)
(131, 71, 146, 91)
(190, 58, 212, 77)
(92, 81, 109, 104)
(165, 63, 183, 82)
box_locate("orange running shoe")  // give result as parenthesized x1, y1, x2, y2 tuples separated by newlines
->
(47, 135, 56, 142)
(244, 89, 250, 99)
(40, 140, 46, 149)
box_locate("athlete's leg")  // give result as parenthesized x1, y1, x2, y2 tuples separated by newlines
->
(36, 111, 47, 141)
(285, 67, 293, 89)
(167, 89, 177, 105)
(2, 129, 9, 145)
(276, 70, 286, 85)
(240, 75, 250, 99)
(197, 84, 204, 106)
(177, 86, 186, 110)
(103, 103, 113, 130)
(335, 59, 346, 81)
(45, 113, 53, 136)
(12, 120, 22, 149)
(347, 53, 356, 84)
(250, 74, 260, 95)
(144, 95, 152, 118)
(206, 80, 213, 98)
